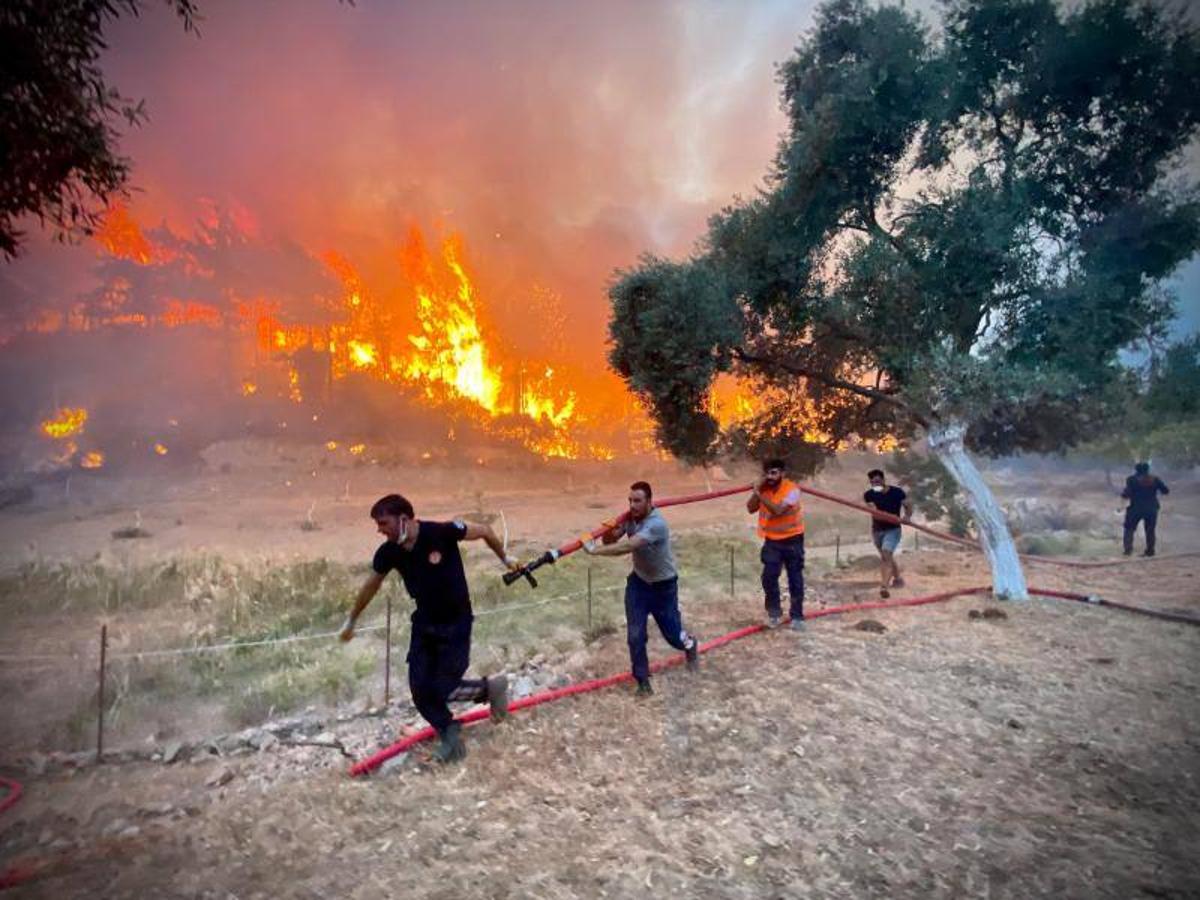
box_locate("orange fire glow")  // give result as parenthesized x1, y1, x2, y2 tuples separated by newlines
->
(21, 207, 631, 460)
(94, 205, 162, 265)
(80, 451, 105, 469)
(41, 407, 88, 440)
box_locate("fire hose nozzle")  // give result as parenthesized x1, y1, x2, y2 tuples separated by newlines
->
(502, 550, 558, 588)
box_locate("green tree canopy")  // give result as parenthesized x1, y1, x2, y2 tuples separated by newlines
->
(609, 0, 1200, 466)
(0, 1, 198, 259)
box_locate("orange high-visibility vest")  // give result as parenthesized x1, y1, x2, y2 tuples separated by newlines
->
(757, 478, 805, 540)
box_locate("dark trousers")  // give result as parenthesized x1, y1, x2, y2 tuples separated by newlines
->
(761, 534, 805, 620)
(407, 616, 486, 733)
(624, 573, 690, 682)
(1123, 508, 1159, 555)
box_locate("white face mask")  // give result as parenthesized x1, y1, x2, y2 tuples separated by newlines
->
(871, 485, 885, 493)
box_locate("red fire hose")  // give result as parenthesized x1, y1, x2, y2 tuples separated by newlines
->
(503, 484, 751, 586)
(350, 582, 1196, 778)
(0, 778, 20, 816)
(793, 483, 1200, 569)
(505, 481, 1199, 587)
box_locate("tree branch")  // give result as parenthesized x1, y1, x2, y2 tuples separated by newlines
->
(732, 347, 931, 428)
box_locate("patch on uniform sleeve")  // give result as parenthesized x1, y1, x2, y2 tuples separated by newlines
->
(428, 550, 442, 565)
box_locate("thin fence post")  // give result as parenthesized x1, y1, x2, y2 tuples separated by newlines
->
(729, 546, 735, 599)
(384, 591, 392, 706)
(97, 623, 107, 762)
(587, 566, 593, 632)
(835, 534, 841, 566)
(914, 530, 920, 552)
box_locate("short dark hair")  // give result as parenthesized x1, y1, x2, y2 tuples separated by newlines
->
(762, 458, 786, 472)
(370, 494, 414, 519)
(867, 469, 885, 480)
(1134, 462, 1150, 474)
(629, 480, 652, 500)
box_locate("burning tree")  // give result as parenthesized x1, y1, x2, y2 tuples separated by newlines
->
(608, 0, 1200, 599)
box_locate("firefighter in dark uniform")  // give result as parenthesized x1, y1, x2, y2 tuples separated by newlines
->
(340, 493, 518, 763)
(1122, 462, 1170, 557)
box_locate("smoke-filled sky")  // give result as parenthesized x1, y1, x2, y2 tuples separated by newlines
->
(1, 0, 1197, 358)
(4, 0, 821, 367)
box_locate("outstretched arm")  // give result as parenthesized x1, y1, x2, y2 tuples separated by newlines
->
(585, 534, 647, 557)
(462, 522, 521, 570)
(340, 571, 386, 641)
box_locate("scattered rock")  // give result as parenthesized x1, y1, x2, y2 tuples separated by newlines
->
(379, 753, 409, 776)
(313, 731, 337, 745)
(852, 619, 887, 634)
(214, 734, 244, 754)
(162, 740, 185, 764)
(762, 833, 783, 849)
(1088, 657, 1116, 665)
(968, 608, 1009, 621)
(111, 526, 153, 540)
(205, 766, 236, 787)
(1007, 718, 1024, 730)
(102, 818, 130, 837)
(250, 732, 278, 752)
(513, 676, 536, 699)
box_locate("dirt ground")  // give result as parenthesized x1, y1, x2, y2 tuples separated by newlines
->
(1, 444, 1199, 898)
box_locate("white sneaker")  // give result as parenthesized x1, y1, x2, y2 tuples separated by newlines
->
(766, 615, 781, 629)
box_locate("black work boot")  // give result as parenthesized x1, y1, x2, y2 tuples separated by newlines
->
(431, 722, 466, 763)
(635, 678, 653, 697)
(684, 637, 700, 672)
(486, 674, 510, 723)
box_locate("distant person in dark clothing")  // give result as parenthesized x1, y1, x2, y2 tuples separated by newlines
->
(1122, 462, 1169, 557)
(863, 469, 913, 598)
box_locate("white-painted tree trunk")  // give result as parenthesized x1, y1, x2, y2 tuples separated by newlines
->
(927, 421, 1029, 600)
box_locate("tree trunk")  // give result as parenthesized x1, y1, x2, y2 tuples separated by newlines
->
(927, 421, 1029, 600)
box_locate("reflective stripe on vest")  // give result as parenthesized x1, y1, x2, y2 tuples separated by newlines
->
(757, 478, 804, 539)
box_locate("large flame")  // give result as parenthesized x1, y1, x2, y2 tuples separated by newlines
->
(19, 206, 634, 461)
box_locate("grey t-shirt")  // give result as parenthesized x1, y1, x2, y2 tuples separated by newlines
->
(624, 508, 677, 583)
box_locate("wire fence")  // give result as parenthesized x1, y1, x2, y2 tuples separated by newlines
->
(0, 528, 963, 758)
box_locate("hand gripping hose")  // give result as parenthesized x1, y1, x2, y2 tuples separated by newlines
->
(502, 484, 751, 586)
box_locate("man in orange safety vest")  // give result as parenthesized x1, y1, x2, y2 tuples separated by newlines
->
(746, 458, 806, 631)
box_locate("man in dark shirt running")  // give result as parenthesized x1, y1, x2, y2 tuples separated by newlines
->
(1122, 462, 1170, 557)
(863, 469, 913, 598)
(339, 494, 519, 763)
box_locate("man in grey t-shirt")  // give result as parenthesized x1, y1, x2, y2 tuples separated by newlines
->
(584, 480, 699, 696)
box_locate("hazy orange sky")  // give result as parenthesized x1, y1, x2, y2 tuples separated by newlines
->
(2, 0, 1195, 360)
(4, 1, 821, 365)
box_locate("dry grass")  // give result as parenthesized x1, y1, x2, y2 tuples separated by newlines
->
(7, 554, 1198, 899)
